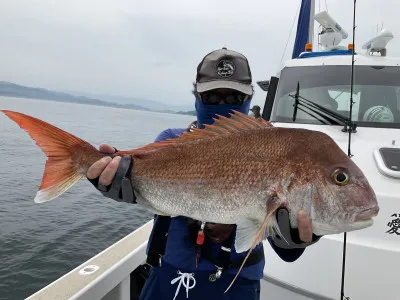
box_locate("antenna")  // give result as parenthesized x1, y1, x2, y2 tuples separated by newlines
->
(315, 11, 348, 50)
(362, 29, 394, 57)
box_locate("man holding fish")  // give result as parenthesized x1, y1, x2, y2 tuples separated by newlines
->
(86, 48, 322, 300)
(2, 47, 378, 300)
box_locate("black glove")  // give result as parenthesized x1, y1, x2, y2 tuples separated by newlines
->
(271, 208, 321, 249)
(87, 154, 137, 204)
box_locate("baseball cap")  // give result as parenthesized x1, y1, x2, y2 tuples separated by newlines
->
(195, 47, 253, 96)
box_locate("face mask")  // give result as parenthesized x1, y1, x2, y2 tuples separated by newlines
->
(249, 111, 255, 117)
(195, 96, 252, 129)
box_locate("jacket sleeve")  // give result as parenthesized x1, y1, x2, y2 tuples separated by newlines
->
(154, 128, 186, 142)
(154, 129, 173, 142)
(267, 237, 305, 262)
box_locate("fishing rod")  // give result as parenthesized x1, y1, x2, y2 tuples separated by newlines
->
(340, 0, 357, 299)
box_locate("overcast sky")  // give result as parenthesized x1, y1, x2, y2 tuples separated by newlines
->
(1, 0, 400, 108)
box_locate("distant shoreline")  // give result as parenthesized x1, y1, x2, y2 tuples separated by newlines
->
(0, 81, 196, 116)
(0, 94, 197, 116)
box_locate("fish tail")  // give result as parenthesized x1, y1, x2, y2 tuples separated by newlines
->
(224, 207, 279, 294)
(2, 110, 102, 203)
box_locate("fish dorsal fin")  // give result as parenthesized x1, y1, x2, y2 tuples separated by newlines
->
(122, 110, 273, 156)
(229, 110, 273, 128)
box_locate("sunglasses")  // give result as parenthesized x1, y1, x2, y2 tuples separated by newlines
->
(200, 92, 248, 105)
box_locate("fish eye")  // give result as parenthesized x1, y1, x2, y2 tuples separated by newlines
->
(332, 169, 349, 185)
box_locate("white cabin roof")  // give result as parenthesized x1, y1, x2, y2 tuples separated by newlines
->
(284, 52, 400, 68)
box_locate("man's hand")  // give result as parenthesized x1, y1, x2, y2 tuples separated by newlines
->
(86, 144, 136, 204)
(271, 208, 321, 249)
(87, 144, 119, 185)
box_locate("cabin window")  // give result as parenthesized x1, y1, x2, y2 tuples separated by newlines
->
(271, 65, 400, 128)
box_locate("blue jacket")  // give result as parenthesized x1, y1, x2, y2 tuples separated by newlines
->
(146, 128, 305, 281)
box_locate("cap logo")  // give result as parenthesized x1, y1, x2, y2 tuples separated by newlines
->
(216, 60, 235, 78)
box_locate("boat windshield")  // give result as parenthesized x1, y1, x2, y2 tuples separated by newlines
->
(270, 65, 400, 128)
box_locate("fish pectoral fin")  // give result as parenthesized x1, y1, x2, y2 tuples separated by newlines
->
(235, 219, 265, 253)
(226, 206, 281, 294)
(234, 197, 282, 253)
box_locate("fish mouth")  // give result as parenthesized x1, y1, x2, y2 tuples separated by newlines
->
(355, 206, 379, 221)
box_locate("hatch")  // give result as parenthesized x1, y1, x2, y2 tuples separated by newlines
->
(373, 147, 400, 179)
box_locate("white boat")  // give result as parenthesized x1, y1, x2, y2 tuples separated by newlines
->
(26, 1, 400, 299)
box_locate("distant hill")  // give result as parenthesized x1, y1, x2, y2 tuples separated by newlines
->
(0, 81, 152, 111)
(0, 82, 197, 116)
(176, 110, 197, 116)
(66, 91, 195, 113)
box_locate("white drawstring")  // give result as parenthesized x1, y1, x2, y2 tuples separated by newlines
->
(171, 271, 196, 300)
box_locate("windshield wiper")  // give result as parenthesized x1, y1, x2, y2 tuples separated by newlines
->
(289, 82, 357, 132)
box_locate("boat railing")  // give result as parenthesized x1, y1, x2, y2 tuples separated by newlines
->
(26, 220, 154, 300)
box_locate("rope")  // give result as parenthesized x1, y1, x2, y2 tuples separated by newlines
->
(278, 1, 302, 70)
(171, 271, 196, 300)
